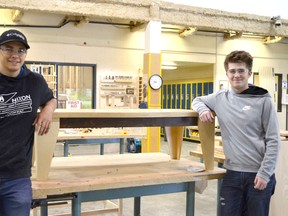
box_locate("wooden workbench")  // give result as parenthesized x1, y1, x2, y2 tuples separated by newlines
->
(57, 130, 146, 156)
(34, 109, 216, 180)
(32, 153, 225, 216)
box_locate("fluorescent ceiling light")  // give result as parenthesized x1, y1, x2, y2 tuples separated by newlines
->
(179, 27, 197, 37)
(263, 36, 283, 44)
(224, 31, 243, 40)
(162, 65, 177, 70)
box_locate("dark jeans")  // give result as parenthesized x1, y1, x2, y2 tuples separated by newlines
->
(0, 177, 32, 216)
(220, 170, 276, 216)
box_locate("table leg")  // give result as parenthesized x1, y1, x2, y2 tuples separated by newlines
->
(100, 143, 104, 155)
(72, 192, 81, 216)
(40, 203, 48, 216)
(134, 197, 141, 216)
(165, 126, 184, 159)
(33, 118, 59, 180)
(197, 118, 215, 170)
(186, 182, 195, 216)
(217, 179, 222, 216)
(217, 162, 223, 216)
(64, 141, 69, 157)
(120, 138, 124, 154)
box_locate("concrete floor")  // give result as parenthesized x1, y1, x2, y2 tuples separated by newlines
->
(33, 138, 220, 216)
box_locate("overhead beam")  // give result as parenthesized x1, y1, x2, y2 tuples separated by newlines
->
(0, 0, 287, 37)
(159, 2, 288, 37)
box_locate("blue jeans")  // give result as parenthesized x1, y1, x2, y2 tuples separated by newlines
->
(220, 170, 276, 216)
(0, 177, 32, 216)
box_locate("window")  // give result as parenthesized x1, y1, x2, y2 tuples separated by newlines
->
(26, 61, 96, 109)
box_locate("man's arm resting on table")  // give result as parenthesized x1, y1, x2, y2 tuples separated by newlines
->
(33, 98, 57, 135)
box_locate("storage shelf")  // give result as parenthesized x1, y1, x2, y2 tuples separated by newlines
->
(100, 87, 126, 90)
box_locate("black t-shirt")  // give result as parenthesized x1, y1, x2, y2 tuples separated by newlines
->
(0, 66, 54, 178)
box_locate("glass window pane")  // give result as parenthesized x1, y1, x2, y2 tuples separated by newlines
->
(57, 65, 94, 109)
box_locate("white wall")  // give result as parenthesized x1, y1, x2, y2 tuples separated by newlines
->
(12, 24, 145, 108)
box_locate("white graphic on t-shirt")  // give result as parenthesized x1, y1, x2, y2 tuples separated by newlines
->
(0, 92, 32, 118)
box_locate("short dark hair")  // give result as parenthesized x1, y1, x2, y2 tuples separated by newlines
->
(224, 50, 253, 71)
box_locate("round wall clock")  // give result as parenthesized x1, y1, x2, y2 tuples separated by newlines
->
(149, 74, 163, 90)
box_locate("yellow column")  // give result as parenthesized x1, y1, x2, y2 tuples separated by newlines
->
(141, 21, 162, 153)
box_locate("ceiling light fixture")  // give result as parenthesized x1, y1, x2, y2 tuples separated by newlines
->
(11, 10, 24, 22)
(179, 27, 197, 37)
(224, 31, 243, 40)
(162, 65, 177, 70)
(74, 16, 89, 27)
(263, 36, 283, 44)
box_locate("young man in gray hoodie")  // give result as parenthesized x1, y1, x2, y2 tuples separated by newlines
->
(192, 50, 280, 216)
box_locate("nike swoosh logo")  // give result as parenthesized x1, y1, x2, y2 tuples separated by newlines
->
(242, 106, 251, 111)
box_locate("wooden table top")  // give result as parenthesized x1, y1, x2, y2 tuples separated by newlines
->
(31, 153, 225, 199)
(53, 109, 199, 118)
(52, 109, 199, 128)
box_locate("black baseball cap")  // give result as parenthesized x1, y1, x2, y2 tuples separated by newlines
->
(0, 29, 30, 49)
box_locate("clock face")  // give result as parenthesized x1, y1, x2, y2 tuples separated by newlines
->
(149, 74, 163, 90)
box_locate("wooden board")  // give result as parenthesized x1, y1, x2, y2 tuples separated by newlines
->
(190, 150, 225, 164)
(56, 109, 198, 128)
(53, 109, 198, 119)
(32, 153, 225, 199)
(57, 130, 146, 140)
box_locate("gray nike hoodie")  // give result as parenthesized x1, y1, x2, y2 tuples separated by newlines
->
(192, 85, 280, 182)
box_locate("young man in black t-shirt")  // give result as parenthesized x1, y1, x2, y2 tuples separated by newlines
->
(0, 29, 57, 216)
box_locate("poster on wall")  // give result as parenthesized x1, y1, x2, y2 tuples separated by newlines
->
(66, 100, 82, 109)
